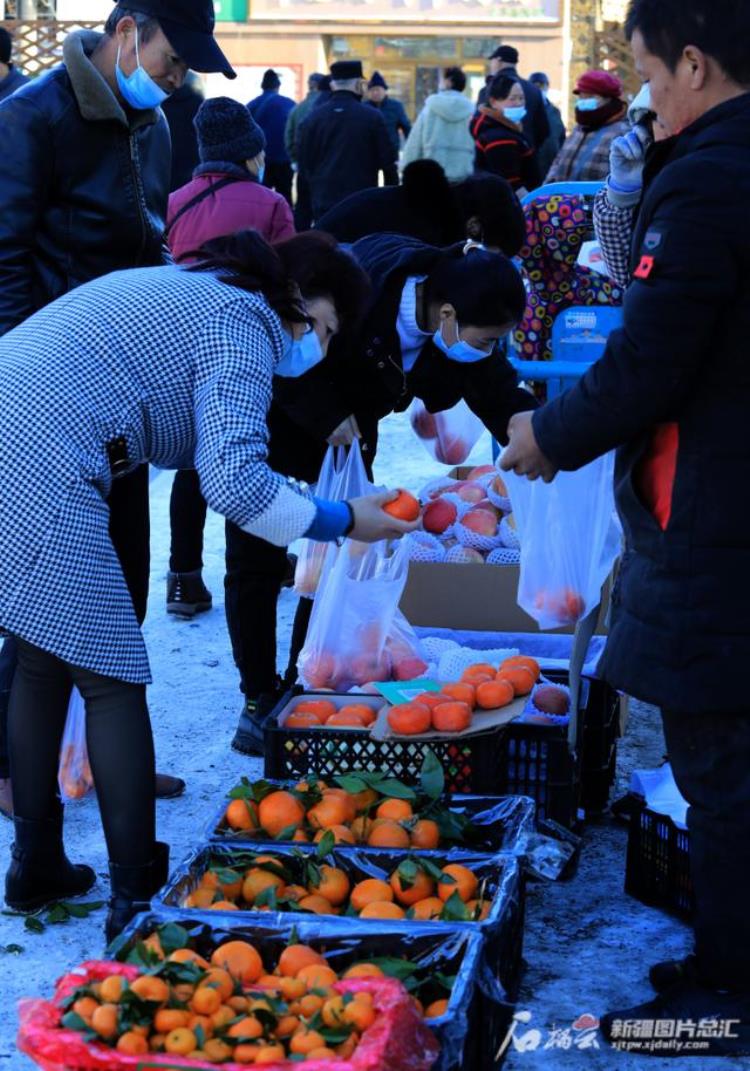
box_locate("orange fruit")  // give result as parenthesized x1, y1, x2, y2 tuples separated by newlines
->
(438, 864, 478, 903)
(325, 709, 367, 727)
(211, 1005, 236, 1030)
(242, 867, 285, 904)
(278, 977, 306, 1001)
(210, 941, 263, 984)
(308, 1047, 337, 1059)
(360, 900, 406, 919)
(409, 819, 440, 849)
(276, 1014, 301, 1038)
(321, 788, 357, 823)
(409, 896, 445, 920)
(413, 691, 449, 711)
(425, 999, 449, 1019)
(314, 824, 355, 845)
(227, 1016, 264, 1040)
(351, 816, 375, 842)
(185, 887, 215, 909)
(284, 883, 308, 901)
(290, 1027, 328, 1055)
(204, 1038, 233, 1062)
(207, 899, 239, 911)
(390, 866, 434, 906)
(308, 793, 349, 830)
(336, 1035, 360, 1058)
(440, 682, 476, 708)
(294, 699, 336, 723)
(257, 790, 305, 837)
(297, 893, 337, 915)
(163, 1028, 197, 1055)
(383, 489, 420, 521)
(343, 998, 377, 1031)
(351, 787, 378, 813)
(225, 797, 259, 832)
(130, 976, 169, 1004)
(296, 963, 339, 989)
(376, 798, 413, 821)
(232, 1043, 260, 1064)
(154, 1009, 190, 1033)
(476, 679, 515, 709)
(98, 975, 126, 1003)
(285, 710, 321, 729)
(351, 877, 393, 911)
(343, 962, 384, 979)
(339, 703, 377, 726)
(254, 1044, 287, 1063)
(466, 898, 491, 920)
(462, 662, 496, 678)
(308, 864, 351, 906)
(190, 986, 222, 1016)
(432, 701, 472, 732)
(278, 943, 326, 978)
(116, 1032, 149, 1055)
(322, 995, 347, 1027)
(168, 948, 210, 970)
(142, 932, 164, 959)
(496, 666, 535, 696)
(295, 779, 328, 792)
(187, 1013, 214, 1039)
(90, 1004, 118, 1039)
(72, 997, 99, 1022)
(387, 702, 431, 735)
(501, 655, 541, 681)
(292, 829, 309, 843)
(200, 968, 234, 1002)
(367, 820, 411, 849)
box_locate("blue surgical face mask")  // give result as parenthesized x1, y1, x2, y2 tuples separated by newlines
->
(276, 325, 324, 378)
(504, 105, 527, 124)
(256, 164, 265, 183)
(576, 97, 601, 112)
(116, 27, 169, 110)
(433, 320, 492, 364)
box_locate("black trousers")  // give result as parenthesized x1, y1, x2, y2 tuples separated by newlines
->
(383, 163, 399, 187)
(169, 468, 207, 573)
(661, 708, 750, 991)
(0, 465, 150, 779)
(224, 520, 312, 699)
(8, 638, 155, 866)
(264, 161, 294, 206)
(294, 170, 313, 230)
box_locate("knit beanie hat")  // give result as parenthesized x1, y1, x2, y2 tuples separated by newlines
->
(0, 28, 12, 65)
(368, 71, 387, 89)
(194, 96, 266, 164)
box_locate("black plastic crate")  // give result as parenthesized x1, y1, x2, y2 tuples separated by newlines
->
(154, 843, 525, 1013)
(495, 721, 580, 828)
(207, 785, 535, 858)
(110, 911, 494, 1071)
(625, 803, 693, 919)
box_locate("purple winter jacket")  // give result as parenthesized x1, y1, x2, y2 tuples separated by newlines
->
(167, 164, 295, 262)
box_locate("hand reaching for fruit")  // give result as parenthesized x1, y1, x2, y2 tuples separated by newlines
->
(347, 490, 421, 542)
(500, 411, 558, 483)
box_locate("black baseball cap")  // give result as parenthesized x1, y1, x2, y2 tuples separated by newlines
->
(120, 0, 236, 79)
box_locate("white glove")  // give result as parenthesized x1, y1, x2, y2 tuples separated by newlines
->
(607, 125, 651, 207)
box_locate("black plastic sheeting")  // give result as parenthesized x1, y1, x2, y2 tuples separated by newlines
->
(152, 845, 525, 1069)
(109, 910, 502, 1071)
(206, 789, 536, 859)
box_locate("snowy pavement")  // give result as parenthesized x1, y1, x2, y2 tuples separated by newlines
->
(0, 411, 722, 1068)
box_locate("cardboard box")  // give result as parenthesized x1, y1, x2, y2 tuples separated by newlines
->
(402, 466, 610, 634)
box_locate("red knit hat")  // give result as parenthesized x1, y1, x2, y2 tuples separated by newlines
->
(574, 69, 623, 98)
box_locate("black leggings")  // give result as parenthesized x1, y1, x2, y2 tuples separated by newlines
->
(169, 468, 207, 573)
(8, 638, 155, 867)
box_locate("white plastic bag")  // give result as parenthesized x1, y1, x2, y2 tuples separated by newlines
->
(57, 688, 94, 802)
(409, 398, 484, 465)
(293, 442, 371, 597)
(503, 453, 621, 628)
(298, 538, 415, 690)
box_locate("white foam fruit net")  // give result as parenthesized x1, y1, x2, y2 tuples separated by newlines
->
(437, 646, 520, 682)
(486, 547, 521, 566)
(405, 531, 446, 563)
(499, 515, 521, 549)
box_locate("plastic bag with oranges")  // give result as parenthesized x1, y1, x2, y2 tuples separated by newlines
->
(57, 688, 94, 803)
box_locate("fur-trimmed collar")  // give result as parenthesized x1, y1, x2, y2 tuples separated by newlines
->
(63, 30, 157, 130)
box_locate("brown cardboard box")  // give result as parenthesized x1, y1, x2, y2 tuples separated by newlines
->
(401, 466, 610, 634)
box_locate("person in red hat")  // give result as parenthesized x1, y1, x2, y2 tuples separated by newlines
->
(545, 69, 630, 182)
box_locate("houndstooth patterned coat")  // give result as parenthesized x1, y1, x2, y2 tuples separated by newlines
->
(0, 265, 317, 684)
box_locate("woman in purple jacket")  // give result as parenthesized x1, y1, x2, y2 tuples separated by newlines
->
(167, 96, 296, 615)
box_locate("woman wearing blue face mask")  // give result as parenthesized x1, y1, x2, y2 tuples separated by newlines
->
(546, 69, 630, 183)
(471, 74, 541, 194)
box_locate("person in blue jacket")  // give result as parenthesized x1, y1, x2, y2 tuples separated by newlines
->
(249, 68, 296, 204)
(366, 71, 411, 185)
(0, 27, 28, 102)
(502, 0, 750, 1052)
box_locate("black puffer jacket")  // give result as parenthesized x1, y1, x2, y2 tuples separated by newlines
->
(0, 31, 169, 334)
(533, 93, 750, 713)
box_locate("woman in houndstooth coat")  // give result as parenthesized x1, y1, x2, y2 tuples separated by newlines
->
(0, 231, 411, 938)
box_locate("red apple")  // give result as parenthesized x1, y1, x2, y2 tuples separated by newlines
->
(475, 498, 501, 518)
(349, 652, 392, 686)
(435, 438, 469, 465)
(460, 508, 499, 536)
(394, 657, 429, 681)
(491, 474, 509, 498)
(303, 652, 336, 689)
(533, 684, 570, 716)
(423, 498, 457, 534)
(446, 546, 485, 564)
(466, 464, 495, 481)
(455, 483, 486, 504)
(411, 408, 438, 440)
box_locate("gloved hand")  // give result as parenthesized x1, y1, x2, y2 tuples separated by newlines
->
(607, 125, 652, 207)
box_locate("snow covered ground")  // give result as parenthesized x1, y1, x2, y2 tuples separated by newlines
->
(0, 412, 722, 1068)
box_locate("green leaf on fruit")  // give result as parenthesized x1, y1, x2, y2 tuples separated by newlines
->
(368, 957, 417, 981)
(375, 779, 416, 800)
(156, 922, 190, 955)
(335, 774, 368, 793)
(396, 859, 419, 890)
(440, 891, 469, 922)
(419, 750, 445, 800)
(315, 830, 335, 859)
(418, 858, 447, 883)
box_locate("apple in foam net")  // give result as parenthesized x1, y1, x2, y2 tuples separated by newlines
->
(447, 546, 485, 564)
(461, 508, 499, 537)
(455, 482, 486, 504)
(423, 498, 457, 534)
(466, 464, 496, 481)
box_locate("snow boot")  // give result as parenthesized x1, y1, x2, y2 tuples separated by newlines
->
(649, 954, 698, 993)
(231, 693, 278, 756)
(166, 570, 212, 618)
(5, 814, 96, 912)
(106, 841, 169, 944)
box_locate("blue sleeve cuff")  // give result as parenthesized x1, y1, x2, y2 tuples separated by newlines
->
(303, 497, 352, 542)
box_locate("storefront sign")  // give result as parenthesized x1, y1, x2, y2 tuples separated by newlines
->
(251, 0, 559, 22)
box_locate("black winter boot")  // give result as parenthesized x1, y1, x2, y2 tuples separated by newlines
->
(106, 841, 169, 944)
(231, 693, 279, 756)
(5, 815, 96, 912)
(166, 570, 212, 618)
(649, 954, 698, 993)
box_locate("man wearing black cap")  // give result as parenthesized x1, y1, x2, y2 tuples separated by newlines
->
(0, 2, 235, 819)
(366, 71, 411, 185)
(0, 27, 29, 103)
(298, 59, 395, 220)
(478, 44, 549, 151)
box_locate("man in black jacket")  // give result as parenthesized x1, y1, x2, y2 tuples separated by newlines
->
(297, 59, 394, 221)
(0, 0, 234, 816)
(502, 0, 750, 1051)
(478, 45, 549, 151)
